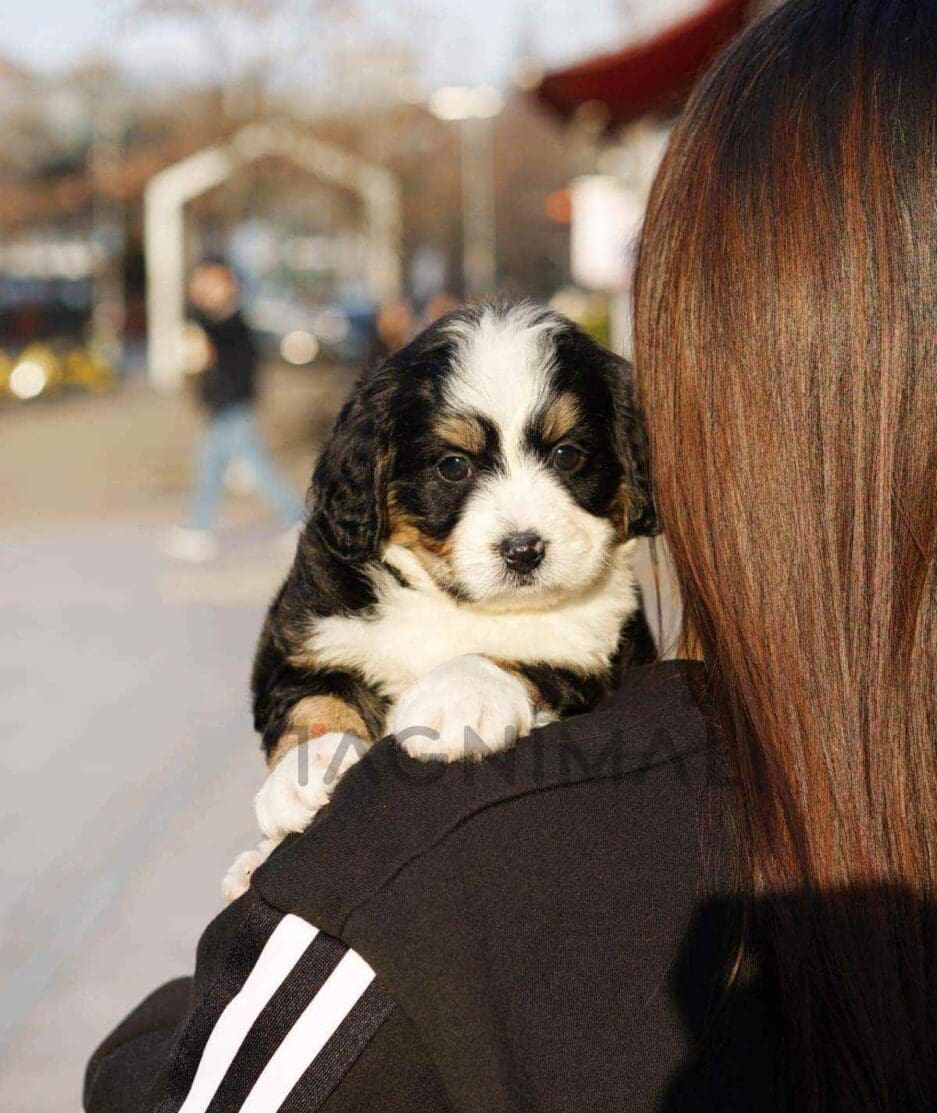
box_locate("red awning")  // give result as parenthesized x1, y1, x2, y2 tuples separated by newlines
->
(536, 0, 751, 127)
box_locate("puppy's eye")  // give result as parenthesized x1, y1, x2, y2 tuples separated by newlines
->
(550, 444, 586, 474)
(437, 454, 473, 483)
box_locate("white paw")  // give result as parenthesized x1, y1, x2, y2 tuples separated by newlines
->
(221, 838, 276, 903)
(389, 655, 534, 763)
(254, 733, 365, 843)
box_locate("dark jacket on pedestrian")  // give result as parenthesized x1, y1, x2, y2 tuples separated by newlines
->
(195, 309, 259, 416)
(84, 661, 791, 1112)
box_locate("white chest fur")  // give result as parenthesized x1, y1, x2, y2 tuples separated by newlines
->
(306, 542, 639, 699)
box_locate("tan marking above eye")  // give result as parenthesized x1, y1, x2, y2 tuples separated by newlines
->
(539, 391, 583, 444)
(433, 413, 486, 456)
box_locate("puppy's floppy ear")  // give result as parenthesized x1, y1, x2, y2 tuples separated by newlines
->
(623, 393, 659, 538)
(611, 355, 660, 539)
(309, 364, 397, 562)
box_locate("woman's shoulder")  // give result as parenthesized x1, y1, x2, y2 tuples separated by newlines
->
(86, 664, 745, 1113)
(253, 660, 730, 938)
(250, 660, 736, 1111)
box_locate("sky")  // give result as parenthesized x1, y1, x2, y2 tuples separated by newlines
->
(0, 0, 634, 85)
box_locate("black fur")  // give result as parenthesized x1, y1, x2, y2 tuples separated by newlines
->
(308, 366, 399, 563)
(251, 302, 660, 761)
(516, 603, 657, 719)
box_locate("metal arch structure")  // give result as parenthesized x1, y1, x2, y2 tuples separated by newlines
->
(144, 119, 403, 390)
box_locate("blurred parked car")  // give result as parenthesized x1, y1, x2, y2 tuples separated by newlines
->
(0, 274, 116, 402)
(0, 341, 115, 402)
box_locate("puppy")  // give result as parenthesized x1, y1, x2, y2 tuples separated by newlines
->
(223, 301, 658, 900)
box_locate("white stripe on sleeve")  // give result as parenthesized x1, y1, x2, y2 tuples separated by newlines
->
(178, 914, 318, 1113)
(238, 948, 377, 1113)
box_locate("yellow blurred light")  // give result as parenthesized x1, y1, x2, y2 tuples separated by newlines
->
(9, 360, 47, 400)
(280, 330, 319, 366)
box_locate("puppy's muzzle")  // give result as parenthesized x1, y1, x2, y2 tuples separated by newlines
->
(498, 532, 546, 575)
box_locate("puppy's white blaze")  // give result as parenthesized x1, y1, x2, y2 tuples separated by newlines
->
(444, 304, 559, 458)
(450, 459, 615, 603)
(443, 306, 613, 605)
(307, 542, 638, 700)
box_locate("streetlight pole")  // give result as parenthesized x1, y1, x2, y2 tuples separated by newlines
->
(429, 85, 504, 299)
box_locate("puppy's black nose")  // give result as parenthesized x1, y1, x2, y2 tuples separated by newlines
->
(499, 532, 546, 574)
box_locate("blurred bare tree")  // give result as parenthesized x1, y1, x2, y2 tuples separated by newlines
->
(127, 0, 358, 120)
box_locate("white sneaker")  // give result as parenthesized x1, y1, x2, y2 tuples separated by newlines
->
(160, 528, 219, 564)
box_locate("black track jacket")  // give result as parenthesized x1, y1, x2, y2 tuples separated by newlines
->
(84, 662, 789, 1112)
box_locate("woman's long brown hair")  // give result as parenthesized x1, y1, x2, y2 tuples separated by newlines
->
(635, 0, 937, 1107)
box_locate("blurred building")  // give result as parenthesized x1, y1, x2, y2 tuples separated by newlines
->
(0, 49, 594, 378)
(0, 0, 787, 389)
(531, 0, 780, 348)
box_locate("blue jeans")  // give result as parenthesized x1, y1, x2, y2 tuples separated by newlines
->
(189, 404, 305, 532)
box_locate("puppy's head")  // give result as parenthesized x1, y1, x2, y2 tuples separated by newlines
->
(310, 301, 657, 607)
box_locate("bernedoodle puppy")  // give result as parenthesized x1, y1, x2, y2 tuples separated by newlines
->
(224, 300, 658, 899)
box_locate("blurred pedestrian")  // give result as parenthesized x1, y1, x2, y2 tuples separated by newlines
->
(162, 260, 304, 563)
(422, 291, 459, 327)
(369, 296, 415, 363)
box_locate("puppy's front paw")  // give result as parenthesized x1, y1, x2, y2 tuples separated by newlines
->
(389, 655, 534, 763)
(254, 733, 364, 843)
(222, 838, 276, 903)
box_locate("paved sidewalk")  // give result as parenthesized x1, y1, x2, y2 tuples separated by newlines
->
(0, 524, 290, 1111)
(0, 362, 348, 530)
(0, 367, 349, 1110)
